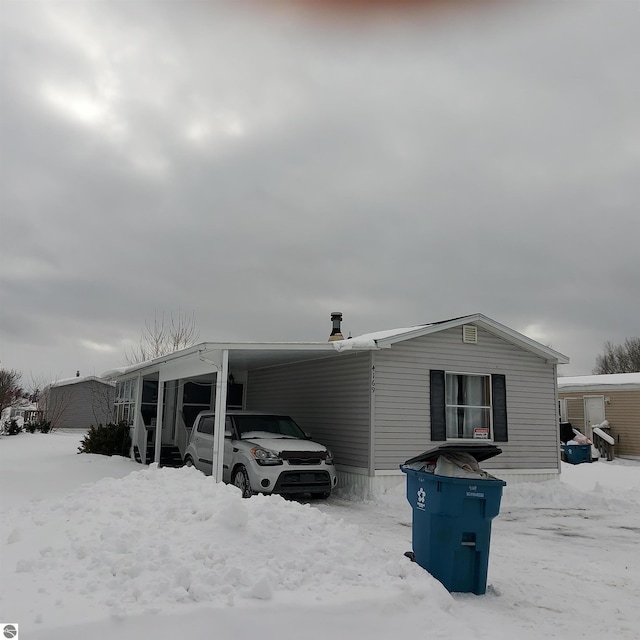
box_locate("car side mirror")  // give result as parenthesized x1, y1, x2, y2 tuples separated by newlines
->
(304, 431, 312, 440)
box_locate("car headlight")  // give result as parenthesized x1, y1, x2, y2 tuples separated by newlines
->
(325, 449, 334, 465)
(250, 447, 283, 466)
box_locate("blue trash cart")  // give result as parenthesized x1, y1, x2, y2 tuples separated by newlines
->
(561, 443, 592, 464)
(401, 443, 506, 595)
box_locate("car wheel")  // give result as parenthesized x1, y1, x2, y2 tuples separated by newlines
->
(184, 456, 194, 468)
(311, 492, 331, 500)
(232, 465, 253, 498)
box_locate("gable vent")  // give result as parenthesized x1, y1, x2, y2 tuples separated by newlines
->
(462, 324, 478, 344)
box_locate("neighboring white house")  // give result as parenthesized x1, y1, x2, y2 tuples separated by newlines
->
(104, 313, 569, 491)
(41, 375, 116, 430)
(0, 403, 40, 429)
(558, 373, 640, 459)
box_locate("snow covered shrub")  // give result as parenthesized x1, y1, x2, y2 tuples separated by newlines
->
(36, 420, 51, 433)
(78, 421, 131, 457)
(3, 418, 23, 435)
(25, 419, 51, 434)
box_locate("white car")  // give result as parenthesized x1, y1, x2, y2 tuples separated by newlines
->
(184, 411, 337, 499)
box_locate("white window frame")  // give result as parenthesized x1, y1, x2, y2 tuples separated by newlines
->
(445, 371, 493, 441)
(114, 377, 138, 425)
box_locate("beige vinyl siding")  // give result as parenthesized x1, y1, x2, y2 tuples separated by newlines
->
(559, 389, 640, 457)
(246, 352, 371, 469)
(561, 397, 585, 431)
(374, 326, 559, 471)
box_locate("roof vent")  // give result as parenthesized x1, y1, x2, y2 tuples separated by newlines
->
(328, 312, 344, 342)
(462, 324, 478, 344)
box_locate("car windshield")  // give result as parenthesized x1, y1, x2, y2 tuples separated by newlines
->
(235, 415, 307, 440)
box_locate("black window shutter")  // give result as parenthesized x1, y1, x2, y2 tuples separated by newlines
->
(492, 374, 508, 442)
(430, 370, 446, 441)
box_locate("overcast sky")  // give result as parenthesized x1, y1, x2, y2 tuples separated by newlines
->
(1, 0, 639, 385)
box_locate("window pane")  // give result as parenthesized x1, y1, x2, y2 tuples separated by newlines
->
(183, 406, 204, 428)
(142, 381, 158, 403)
(446, 374, 489, 406)
(183, 382, 212, 405)
(198, 417, 214, 435)
(141, 405, 156, 425)
(446, 407, 491, 439)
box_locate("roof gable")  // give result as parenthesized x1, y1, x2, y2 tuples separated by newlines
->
(342, 313, 569, 364)
(49, 375, 116, 389)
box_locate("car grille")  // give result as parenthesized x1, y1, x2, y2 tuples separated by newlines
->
(273, 471, 331, 494)
(280, 451, 327, 466)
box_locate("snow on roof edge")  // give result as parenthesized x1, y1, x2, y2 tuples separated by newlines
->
(49, 375, 116, 388)
(330, 326, 428, 351)
(558, 372, 640, 388)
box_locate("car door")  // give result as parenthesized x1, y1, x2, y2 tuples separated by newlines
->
(222, 415, 235, 483)
(194, 415, 215, 475)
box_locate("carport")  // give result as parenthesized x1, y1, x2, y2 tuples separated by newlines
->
(104, 340, 375, 481)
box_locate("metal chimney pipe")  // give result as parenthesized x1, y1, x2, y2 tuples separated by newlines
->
(328, 312, 344, 342)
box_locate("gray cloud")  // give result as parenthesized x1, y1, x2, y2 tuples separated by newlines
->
(1, 0, 639, 381)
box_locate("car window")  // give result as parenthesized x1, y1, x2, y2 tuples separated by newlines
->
(197, 416, 214, 436)
(235, 415, 306, 439)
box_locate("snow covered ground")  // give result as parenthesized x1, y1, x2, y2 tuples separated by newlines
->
(1, 431, 639, 640)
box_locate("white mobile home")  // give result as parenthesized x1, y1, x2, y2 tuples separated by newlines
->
(106, 313, 568, 491)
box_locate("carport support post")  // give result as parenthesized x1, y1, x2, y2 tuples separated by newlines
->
(133, 373, 144, 463)
(212, 349, 229, 483)
(154, 381, 165, 465)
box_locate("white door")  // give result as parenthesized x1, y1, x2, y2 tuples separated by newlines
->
(584, 396, 605, 439)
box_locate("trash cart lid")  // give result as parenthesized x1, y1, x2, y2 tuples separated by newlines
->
(403, 442, 503, 466)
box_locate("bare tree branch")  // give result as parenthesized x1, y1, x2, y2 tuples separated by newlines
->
(125, 309, 200, 365)
(593, 337, 640, 374)
(88, 379, 116, 426)
(0, 368, 23, 414)
(30, 373, 74, 432)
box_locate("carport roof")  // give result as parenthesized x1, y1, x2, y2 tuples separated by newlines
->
(102, 340, 376, 380)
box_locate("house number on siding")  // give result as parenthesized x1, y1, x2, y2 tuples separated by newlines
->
(371, 365, 375, 394)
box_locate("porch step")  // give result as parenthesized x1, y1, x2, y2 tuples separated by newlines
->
(134, 445, 184, 468)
